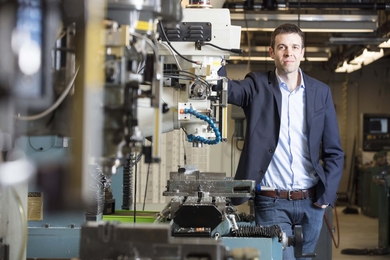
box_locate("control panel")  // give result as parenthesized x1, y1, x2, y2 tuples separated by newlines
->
(362, 113, 390, 151)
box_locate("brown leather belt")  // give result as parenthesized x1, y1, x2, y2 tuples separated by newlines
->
(258, 187, 316, 200)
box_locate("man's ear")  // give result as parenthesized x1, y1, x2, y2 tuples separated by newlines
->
(269, 47, 274, 59)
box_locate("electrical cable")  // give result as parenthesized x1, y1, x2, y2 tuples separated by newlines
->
(158, 41, 183, 70)
(181, 129, 187, 165)
(28, 136, 54, 151)
(136, 64, 145, 75)
(164, 69, 211, 88)
(163, 74, 196, 82)
(158, 21, 201, 66)
(165, 75, 210, 92)
(131, 31, 159, 65)
(165, 68, 207, 80)
(124, 45, 144, 74)
(181, 126, 188, 136)
(231, 133, 235, 177)
(130, 31, 160, 89)
(133, 153, 138, 223)
(164, 71, 212, 97)
(235, 139, 244, 151)
(15, 65, 80, 121)
(142, 162, 151, 211)
(324, 204, 340, 249)
(56, 30, 66, 41)
(201, 42, 242, 54)
(125, 150, 143, 166)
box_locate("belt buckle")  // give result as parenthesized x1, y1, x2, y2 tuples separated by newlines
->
(288, 190, 292, 200)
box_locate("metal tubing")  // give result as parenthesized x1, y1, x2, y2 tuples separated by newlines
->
(224, 1, 390, 10)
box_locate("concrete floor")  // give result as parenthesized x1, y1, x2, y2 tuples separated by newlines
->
(331, 206, 389, 260)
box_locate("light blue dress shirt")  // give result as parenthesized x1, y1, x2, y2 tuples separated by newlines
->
(261, 69, 319, 191)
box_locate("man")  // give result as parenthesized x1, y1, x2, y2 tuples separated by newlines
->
(221, 23, 344, 259)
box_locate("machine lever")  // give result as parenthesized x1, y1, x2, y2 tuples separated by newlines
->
(293, 225, 317, 258)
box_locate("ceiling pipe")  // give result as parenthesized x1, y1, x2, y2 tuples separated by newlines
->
(223, 0, 390, 11)
(287, 2, 390, 10)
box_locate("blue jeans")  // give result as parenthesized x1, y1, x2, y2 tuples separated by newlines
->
(254, 194, 325, 260)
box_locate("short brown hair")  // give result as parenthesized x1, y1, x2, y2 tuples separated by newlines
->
(270, 23, 304, 49)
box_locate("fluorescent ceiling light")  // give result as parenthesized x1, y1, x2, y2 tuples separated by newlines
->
(379, 39, 390, 48)
(304, 57, 329, 62)
(335, 48, 384, 73)
(350, 48, 384, 66)
(335, 61, 362, 73)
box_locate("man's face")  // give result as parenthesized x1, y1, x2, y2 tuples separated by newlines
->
(269, 33, 305, 75)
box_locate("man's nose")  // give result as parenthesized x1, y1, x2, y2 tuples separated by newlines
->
(284, 49, 292, 56)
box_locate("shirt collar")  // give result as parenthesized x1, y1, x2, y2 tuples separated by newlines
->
(275, 68, 305, 91)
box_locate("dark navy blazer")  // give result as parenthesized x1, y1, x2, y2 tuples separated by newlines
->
(227, 69, 344, 207)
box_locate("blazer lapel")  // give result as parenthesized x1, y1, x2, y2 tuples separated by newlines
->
(304, 74, 315, 132)
(268, 70, 282, 116)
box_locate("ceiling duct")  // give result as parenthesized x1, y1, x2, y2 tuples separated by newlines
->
(223, 0, 390, 70)
(328, 37, 389, 45)
(226, 0, 383, 33)
(230, 13, 378, 33)
(223, 0, 390, 11)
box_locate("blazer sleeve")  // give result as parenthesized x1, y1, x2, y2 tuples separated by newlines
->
(315, 85, 344, 207)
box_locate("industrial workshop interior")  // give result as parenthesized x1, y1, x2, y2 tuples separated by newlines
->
(1, 0, 390, 259)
